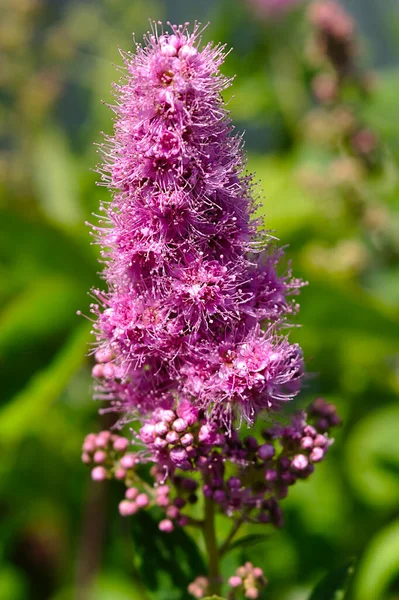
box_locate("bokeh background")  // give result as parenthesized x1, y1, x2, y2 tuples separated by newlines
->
(1, 0, 399, 599)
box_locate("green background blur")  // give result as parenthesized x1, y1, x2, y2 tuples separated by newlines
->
(1, 0, 399, 599)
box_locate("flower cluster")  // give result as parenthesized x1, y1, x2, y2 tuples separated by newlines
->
(82, 398, 340, 531)
(306, 1, 380, 170)
(228, 563, 267, 599)
(188, 562, 267, 600)
(89, 22, 304, 427)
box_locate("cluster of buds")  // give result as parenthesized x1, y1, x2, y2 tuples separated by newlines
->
(228, 563, 267, 599)
(299, 3, 398, 269)
(188, 576, 210, 599)
(81, 430, 131, 482)
(82, 398, 340, 531)
(187, 563, 266, 599)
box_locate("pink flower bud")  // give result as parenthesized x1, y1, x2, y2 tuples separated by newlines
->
(114, 468, 127, 480)
(120, 454, 136, 469)
(245, 587, 259, 599)
(93, 450, 107, 464)
(119, 500, 138, 516)
(81, 452, 91, 464)
(155, 421, 169, 436)
(314, 434, 327, 447)
(136, 493, 149, 508)
(156, 494, 170, 507)
(91, 466, 107, 481)
(92, 364, 104, 378)
(82, 434, 97, 453)
(154, 436, 168, 449)
(113, 437, 129, 452)
(300, 436, 314, 449)
(126, 487, 139, 500)
(310, 447, 324, 462)
(172, 418, 187, 433)
(159, 409, 175, 423)
(140, 424, 156, 443)
(291, 454, 309, 471)
(180, 433, 194, 446)
(166, 431, 179, 443)
(166, 505, 179, 519)
(96, 431, 111, 448)
(228, 576, 242, 588)
(159, 519, 174, 532)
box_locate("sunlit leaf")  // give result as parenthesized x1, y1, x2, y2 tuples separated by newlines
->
(352, 519, 399, 600)
(0, 322, 91, 445)
(345, 405, 399, 508)
(0, 277, 86, 357)
(33, 127, 82, 226)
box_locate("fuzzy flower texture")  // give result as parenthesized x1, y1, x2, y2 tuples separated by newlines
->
(83, 25, 340, 590)
(91, 22, 304, 426)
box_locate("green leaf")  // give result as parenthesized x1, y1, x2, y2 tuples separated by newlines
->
(308, 561, 355, 600)
(0, 211, 96, 286)
(299, 278, 399, 345)
(131, 511, 206, 600)
(0, 277, 86, 357)
(33, 127, 82, 226)
(224, 533, 270, 555)
(0, 564, 27, 600)
(248, 155, 319, 236)
(345, 405, 399, 508)
(0, 322, 91, 446)
(352, 519, 399, 600)
(202, 596, 226, 600)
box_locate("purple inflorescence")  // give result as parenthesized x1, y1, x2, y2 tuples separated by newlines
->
(88, 22, 304, 426)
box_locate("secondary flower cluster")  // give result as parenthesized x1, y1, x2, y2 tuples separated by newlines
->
(309, 0, 356, 78)
(228, 563, 267, 599)
(89, 22, 304, 427)
(306, 1, 380, 170)
(82, 398, 340, 531)
(188, 562, 267, 599)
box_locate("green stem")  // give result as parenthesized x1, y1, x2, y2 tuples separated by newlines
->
(203, 497, 221, 596)
(219, 518, 243, 557)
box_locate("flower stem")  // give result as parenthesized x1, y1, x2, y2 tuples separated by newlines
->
(203, 497, 221, 596)
(219, 518, 243, 557)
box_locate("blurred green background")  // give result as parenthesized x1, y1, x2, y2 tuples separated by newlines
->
(1, 0, 399, 599)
